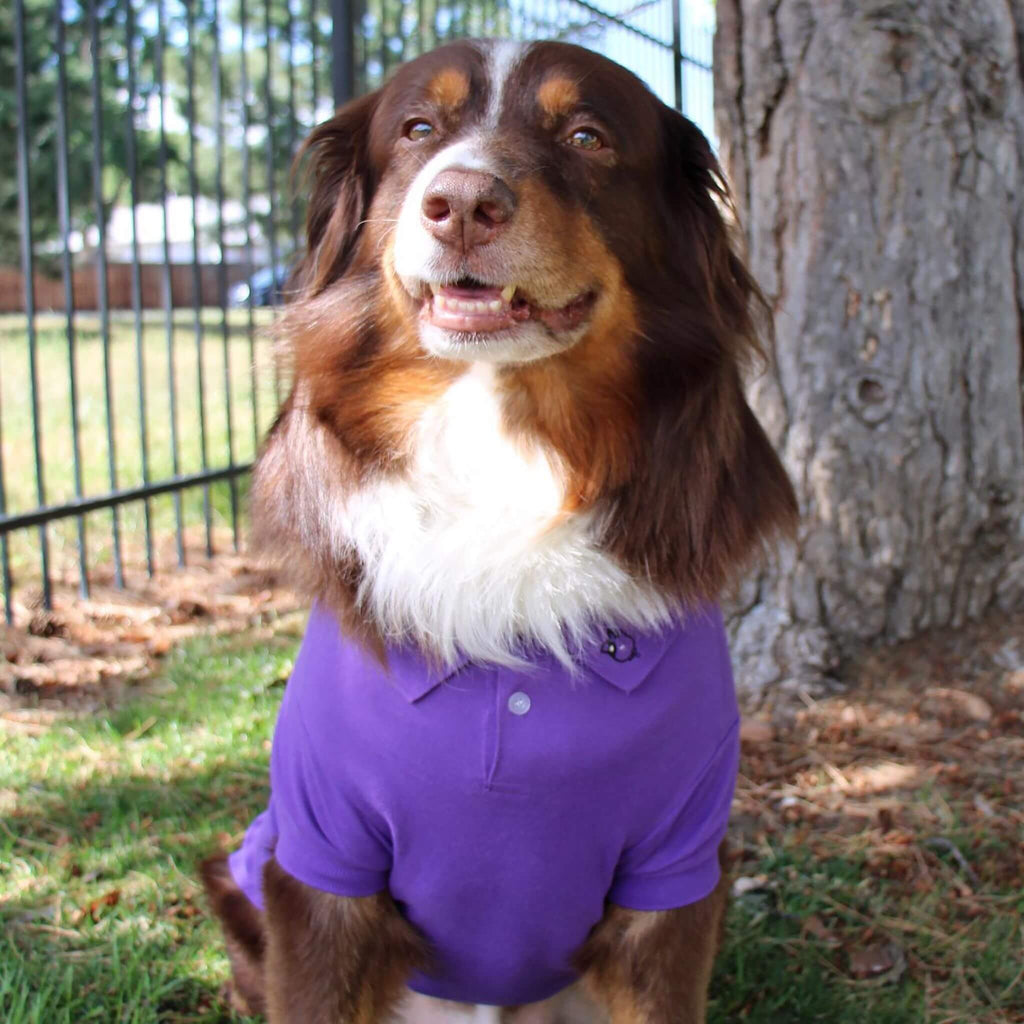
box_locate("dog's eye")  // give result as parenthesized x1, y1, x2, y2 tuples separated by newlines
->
(405, 120, 433, 141)
(566, 127, 603, 151)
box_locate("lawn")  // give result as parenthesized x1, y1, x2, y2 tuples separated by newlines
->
(0, 309, 280, 584)
(2, 600, 1021, 1023)
(0, 627, 295, 1024)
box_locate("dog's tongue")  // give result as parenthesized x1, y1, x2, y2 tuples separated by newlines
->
(426, 284, 520, 333)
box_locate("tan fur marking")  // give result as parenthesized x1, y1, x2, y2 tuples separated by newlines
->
(537, 75, 580, 119)
(499, 179, 640, 506)
(429, 67, 471, 110)
(263, 858, 427, 1024)
(575, 843, 731, 1023)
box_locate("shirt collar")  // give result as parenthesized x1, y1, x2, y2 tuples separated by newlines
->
(382, 622, 679, 703)
(577, 624, 678, 691)
(381, 644, 470, 702)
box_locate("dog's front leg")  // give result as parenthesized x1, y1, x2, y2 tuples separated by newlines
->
(573, 870, 728, 1024)
(263, 857, 428, 1024)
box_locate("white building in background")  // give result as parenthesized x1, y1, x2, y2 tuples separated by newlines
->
(75, 195, 275, 266)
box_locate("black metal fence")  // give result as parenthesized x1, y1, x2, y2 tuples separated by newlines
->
(3, 0, 713, 622)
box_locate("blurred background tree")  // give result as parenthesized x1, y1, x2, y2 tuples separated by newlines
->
(1, 0, 171, 269)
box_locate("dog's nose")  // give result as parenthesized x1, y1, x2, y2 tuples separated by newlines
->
(421, 170, 516, 250)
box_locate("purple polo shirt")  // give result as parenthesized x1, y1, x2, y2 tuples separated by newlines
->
(229, 605, 739, 1007)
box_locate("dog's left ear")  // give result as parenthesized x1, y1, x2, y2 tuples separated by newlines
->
(292, 89, 382, 296)
(603, 107, 798, 601)
(655, 106, 768, 370)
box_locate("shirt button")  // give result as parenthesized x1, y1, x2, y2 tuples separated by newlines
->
(507, 691, 531, 716)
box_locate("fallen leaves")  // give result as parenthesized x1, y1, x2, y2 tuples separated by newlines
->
(731, 607, 1024, 1017)
(72, 888, 121, 925)
(920, 687, 993, 724)
(847, 940, 907, 984)
(0, 552, 303, 715)
(79, 811, 102, 832)
(802, 914, 841, 947)
(740, 718, 776, 744)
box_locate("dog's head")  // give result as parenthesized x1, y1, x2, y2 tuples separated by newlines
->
(297, 40, 759, 366)
(259, 40, 797, 641)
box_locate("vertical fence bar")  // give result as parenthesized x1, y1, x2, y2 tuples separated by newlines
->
(89, 0, 126, 588)
(286, 0, 300, 253)
(212, 0, 240, 550)
(185, 0, 214, 558)
(0, 413, 11, 622)
(672, 0, 682, 111)
(54, 0, 89, 599)
(264, 0, 283, 404)
(332, 0, 355, 106)
(310, 0, 321, 118)
(15, 0, 53, 611)
(124, 0, 155, 576)
(239, 0, 261, 451)
(378, 0, 389, 81)
(155, 0, 186, 566)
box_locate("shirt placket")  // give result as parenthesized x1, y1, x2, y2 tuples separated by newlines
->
(481, 667, 539, 790)
(480, 667, 501, 789)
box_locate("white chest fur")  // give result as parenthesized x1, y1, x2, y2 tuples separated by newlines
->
(323, 364, 671, 666)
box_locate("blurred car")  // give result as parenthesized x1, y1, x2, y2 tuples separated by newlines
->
(228, 264, 291, 307)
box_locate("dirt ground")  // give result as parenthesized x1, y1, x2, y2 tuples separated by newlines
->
(0, 551, 305, 720)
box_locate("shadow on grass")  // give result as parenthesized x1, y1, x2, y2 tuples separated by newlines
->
(1, 753, 272, 1024)
(0, 632, 287, 1024)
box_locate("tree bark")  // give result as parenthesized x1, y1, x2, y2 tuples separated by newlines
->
(714, 0, 1024, 696)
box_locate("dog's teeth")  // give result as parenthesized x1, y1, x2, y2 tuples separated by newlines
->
(436, 295, 449, 309)
(488, 300, 502, 312)
(501, 285, 516, 302)
(429, 282, 441, 295)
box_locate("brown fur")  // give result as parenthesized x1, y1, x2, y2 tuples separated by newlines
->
(574, 845, 731, 1023)
(263, 857, 428, 1024)
(199, 854, 267, 1016)
(201, 850, 728, 1023)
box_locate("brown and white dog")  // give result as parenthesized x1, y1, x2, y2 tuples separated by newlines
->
(201, 38, 796, 1024)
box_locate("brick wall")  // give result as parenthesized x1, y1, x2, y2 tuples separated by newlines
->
(0, 263, 253, 314)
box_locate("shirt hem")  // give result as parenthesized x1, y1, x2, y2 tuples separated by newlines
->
(608, 857, 722, 912)
(407, 972, 576, 1008)
(275, 843, 389, 900)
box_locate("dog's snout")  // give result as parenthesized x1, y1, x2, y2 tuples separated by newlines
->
(421, 170, 516, 250)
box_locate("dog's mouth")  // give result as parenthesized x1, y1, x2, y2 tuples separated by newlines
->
(418, 278, 597, 335)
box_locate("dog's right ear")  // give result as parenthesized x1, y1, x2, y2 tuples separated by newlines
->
(293, 90, 382, 296)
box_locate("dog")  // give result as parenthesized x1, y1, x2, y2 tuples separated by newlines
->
(200, 38, 797, 1023)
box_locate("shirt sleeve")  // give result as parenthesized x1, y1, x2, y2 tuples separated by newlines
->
(609, 718, 739, 911)
(270, 687, 392, 898)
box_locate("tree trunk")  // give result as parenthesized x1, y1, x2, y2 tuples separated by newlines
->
(714, 0, 1024, 696)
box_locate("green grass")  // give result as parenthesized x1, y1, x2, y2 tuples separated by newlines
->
(0, 630, 296, 1023)
(0, 310, 280, 581)
(2, 631, 1021, 1022)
